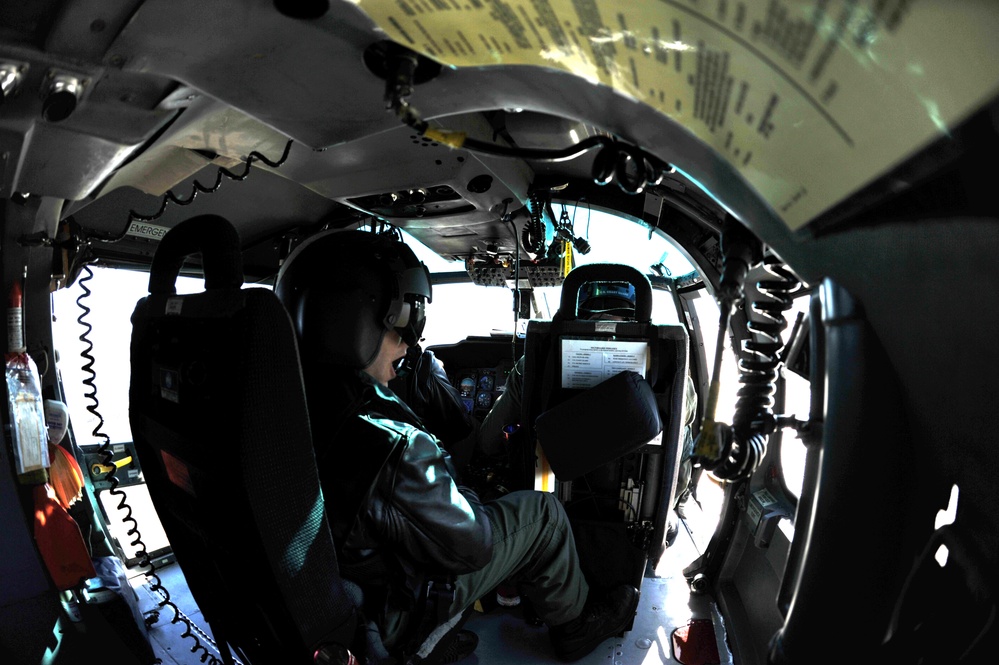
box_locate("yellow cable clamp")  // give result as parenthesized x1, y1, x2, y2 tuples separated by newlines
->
(423, 128, 466, 149)
(91, 455, 133, 476)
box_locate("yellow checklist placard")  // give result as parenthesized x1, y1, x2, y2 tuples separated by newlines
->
(357, 0, 999, 230)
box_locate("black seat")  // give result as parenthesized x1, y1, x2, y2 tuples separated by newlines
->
(519, 263, 690, 582)
(128, 215, 357, 664)
(129, 215, 473, 665)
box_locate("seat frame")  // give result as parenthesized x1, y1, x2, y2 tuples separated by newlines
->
(518, 264, 690, 577)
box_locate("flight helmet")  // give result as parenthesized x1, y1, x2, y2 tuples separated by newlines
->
(576, 280, 638, 320)
(275, 230, 432, 369)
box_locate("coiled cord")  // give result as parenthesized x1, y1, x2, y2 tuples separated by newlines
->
(76, 266, 134, 541)
(75, 265, 222, 665)
(733, 255, 801, 439)
(523, 190, 547, 256)
(147, 584, 237, 664)
(709, 255, 801, 480)
(590, 139, 666, 194)
(91, 141, 294, 244)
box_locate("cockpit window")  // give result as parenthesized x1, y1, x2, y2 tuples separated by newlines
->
(400, 205, 697, 278)
(52, 267, 203, 448)
(402, 206, 698, 347)
(52, 208, 698, 441)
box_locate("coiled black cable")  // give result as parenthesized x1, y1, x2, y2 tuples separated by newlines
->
(75, 265, 223, 665)
(147, 584, 238, 664)
(76, 265, 139, 549)
(500, 201, 522, 364)
(733, 255, 801, 438)
(710, 255, 801, 480)
(590, 139, 666, 194)
(523, 190, 547, 256)
(91, 140, 294, 244)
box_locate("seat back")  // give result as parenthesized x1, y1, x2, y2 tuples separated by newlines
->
(128, 215, 357, 664)
(519, 263, 690, 577)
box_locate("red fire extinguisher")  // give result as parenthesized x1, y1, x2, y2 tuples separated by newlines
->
(8, 279, 25, 355)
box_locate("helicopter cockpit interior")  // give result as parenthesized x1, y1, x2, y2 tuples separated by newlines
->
(2, 2, 998, 664)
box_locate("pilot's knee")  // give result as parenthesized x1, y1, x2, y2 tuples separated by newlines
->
(535, 490, 569, 528)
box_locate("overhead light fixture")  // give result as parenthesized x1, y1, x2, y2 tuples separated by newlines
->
(0, 63, 23, 105)
(42, 73, 82, 122)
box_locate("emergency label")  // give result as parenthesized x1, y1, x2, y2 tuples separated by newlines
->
(357, 0, 999, 230)
(126, 222, 171, 241)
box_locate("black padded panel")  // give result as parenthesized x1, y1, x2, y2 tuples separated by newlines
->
(129, 216, 355, 663)
(536, 370, 662, 481)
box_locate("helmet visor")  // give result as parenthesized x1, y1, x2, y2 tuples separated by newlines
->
(390, 261, 432, 346)
(577, 280, 637, 319)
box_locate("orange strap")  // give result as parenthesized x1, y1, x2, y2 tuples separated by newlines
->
(48, 444, 84, 509)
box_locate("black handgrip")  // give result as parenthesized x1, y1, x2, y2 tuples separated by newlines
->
(556, 263, 653, 322)
(148, 214, 243, 294)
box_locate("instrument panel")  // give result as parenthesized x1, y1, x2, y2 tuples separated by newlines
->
(428, 336, 523, 421)
(455, 368, 503, 417)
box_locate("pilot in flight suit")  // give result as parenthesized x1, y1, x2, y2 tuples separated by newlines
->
(274, 229, 640, 663)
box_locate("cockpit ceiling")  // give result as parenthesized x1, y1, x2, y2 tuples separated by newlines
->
(1, 1, 998, 277)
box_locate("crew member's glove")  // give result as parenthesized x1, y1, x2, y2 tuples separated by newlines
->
(393, 347, 475, 446)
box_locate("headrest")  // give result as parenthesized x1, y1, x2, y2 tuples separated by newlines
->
(557, 263, 653, 323)
(148, 214, 243, 294)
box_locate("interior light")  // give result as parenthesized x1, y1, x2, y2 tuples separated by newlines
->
(0, 63, 23, 104)
(42, 73, 82, 122)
